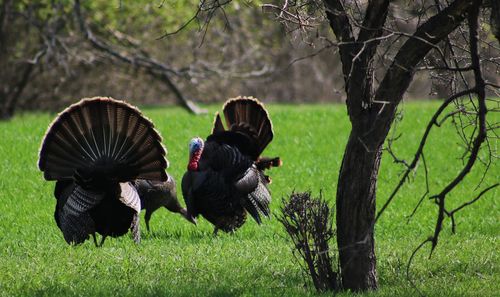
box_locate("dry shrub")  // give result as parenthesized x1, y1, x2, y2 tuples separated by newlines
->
(278, 191, 340, 292)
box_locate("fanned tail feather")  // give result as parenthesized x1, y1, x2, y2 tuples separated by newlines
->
(38, 97, 168, 183)
(221, 96, 273, 159)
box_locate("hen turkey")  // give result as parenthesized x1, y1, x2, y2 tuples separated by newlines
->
(182, 96, 281, 234)
(38, 97, 169, 246)
(134, 178, 196, 232)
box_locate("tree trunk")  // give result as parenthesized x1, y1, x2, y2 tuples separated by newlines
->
(336, 128, 382, 291)
(325, 0, 477, 292)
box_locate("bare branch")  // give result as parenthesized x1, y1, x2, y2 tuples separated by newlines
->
(447, 183, 499, 233)
(262, 4, 319, 28)
(416, 65, 473, 71)
(345, 0, 390, 119)
(369, 0, 477, 144)
(323, 0, 355, 84)
(427, 1, 488, 254)
(406, 237, 432, 297)
(1, 47, 46, 120)
(157, 1, 203, 39)
(73, 0, 206, 114)
(451, 183, 499, 215)
(375, 88, 477, 222)
(406, 154, 429, 223)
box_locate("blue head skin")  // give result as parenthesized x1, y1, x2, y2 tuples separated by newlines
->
(189, 137, 204, 156)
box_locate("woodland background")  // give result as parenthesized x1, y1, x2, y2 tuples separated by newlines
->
(2, 0, 498, 116)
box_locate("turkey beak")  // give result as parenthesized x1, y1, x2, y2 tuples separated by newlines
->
(180, 208, 197, 225)
(187, 215, 197, 225)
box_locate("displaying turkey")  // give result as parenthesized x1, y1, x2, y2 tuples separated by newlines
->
(38, 97, 169, 246)
(134, 178, 196, 232)
(182, 96, 281, 234)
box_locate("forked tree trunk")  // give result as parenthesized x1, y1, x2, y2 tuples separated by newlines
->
(325, 0, 477, 291)
(336, 128, 381, 291)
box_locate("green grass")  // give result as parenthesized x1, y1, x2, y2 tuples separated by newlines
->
(0, 102, 498, 296)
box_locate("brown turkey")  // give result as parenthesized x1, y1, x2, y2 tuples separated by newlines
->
(182, 96, 281, 234)
(134, 178, 196, 232)
(38, 97, 169, 246)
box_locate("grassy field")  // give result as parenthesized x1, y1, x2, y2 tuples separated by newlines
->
(0, 101, 498, 296)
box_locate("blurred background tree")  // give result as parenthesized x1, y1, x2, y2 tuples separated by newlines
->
(0, 0, 344, 118)
(4, 0, 496, 119)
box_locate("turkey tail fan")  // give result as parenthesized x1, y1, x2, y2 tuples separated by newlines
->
(222, 96, 273, 159)
(38, 97, 168, 182)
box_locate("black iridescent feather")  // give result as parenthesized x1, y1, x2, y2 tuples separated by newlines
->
(182, 96, 281, 233)
(39, 97, 169, 246)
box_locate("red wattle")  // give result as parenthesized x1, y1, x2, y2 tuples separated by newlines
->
(187, 150, 202, 171)
(188, 160, 198, 171)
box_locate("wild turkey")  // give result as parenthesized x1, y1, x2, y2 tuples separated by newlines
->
(134, 178, 196, 232)
(182, 96, 281, 234)
(38, 97, 169, 246)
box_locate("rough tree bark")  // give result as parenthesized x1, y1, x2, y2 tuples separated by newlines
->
(336, 131, 381, 290)
(323, 0, 479, 291)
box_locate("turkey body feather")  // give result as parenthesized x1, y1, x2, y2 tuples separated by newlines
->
(182, 97, 280, 233)
(39, 97, 169, 246)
